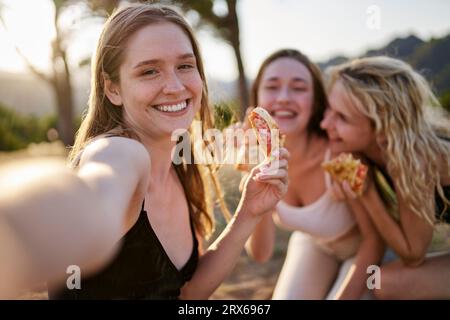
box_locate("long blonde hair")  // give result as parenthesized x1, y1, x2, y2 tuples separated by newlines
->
(328, 56, 450, 224)
(69, 3, 230, 238)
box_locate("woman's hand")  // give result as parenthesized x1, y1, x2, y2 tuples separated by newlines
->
(329, 166, 374, 201)
(238, 148, 290, 217)
(224, 107, 260, 173)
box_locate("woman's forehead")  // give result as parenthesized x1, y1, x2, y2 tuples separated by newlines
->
(330, 80, 363, 116)
(122, 22, 195, 66)
(262, 58, 311, 82)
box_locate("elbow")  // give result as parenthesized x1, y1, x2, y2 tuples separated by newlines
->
(402, 252, 426, 267)
(245, 239, 273, 263)
(399, 246, 427, 267)
(250, 249, 273, 264)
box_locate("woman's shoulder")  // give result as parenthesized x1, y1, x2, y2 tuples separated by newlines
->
(79, 135, 150, 169)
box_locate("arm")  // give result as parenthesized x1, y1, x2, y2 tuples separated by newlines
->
(180, 148, 289, 299)
(245, 211, 276, 263)
(360, 181, 433, 266)
(0, 137, 150, 297)
(332, 186, 385, 299)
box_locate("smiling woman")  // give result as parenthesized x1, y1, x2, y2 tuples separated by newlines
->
(0, 3, 290, 300)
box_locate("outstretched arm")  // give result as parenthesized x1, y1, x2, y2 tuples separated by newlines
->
(0, 137, 150, 298)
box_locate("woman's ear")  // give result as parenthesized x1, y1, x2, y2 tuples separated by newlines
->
(103, 74, 123, 106)
(376, 134, 387, 148)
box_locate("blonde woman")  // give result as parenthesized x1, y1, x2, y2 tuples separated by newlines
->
(320, 56, 450, 299)
(0, 3, 289, 299)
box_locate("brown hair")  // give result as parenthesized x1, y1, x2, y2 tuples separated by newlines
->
(69, 3, 230, 238)
(250, 49, 328, 138)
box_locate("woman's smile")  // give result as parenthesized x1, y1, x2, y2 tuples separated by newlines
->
(151, 98, 191, 116)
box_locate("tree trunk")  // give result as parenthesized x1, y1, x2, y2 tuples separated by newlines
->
(51, 4, 74, 147)
(52, 68, 74, 146)
(226, 0, 248, 120)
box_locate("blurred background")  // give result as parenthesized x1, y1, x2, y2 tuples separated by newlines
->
(1, 0, 450, 299)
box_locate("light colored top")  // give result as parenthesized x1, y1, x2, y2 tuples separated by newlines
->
(274, 149, 360, 260)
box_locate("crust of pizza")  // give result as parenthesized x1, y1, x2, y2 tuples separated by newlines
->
(322, 153, 368, 196)
(248, 107, 280, 158)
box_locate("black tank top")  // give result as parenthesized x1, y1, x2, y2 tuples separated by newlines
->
(436, 185, 450, 223)
(48, 201, 199, 299)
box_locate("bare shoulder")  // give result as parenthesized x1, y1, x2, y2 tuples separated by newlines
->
(75, 137, 151, 220)
(79, 136, 150, 170)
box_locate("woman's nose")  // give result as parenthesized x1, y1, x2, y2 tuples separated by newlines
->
(276, 87, 290, 103)
(320, 111, 331, 130)
(163, 72, 184, 95)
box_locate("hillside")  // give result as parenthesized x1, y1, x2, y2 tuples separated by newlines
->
(318, 34, 450, 95)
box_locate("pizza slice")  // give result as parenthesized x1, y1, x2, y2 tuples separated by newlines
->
(322, 153, 368, 196)
(248, 107, 282, 159)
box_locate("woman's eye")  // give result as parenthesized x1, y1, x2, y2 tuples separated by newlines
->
(179, 64, 195, 70)
(142, 69, 158, 76)
(264, 86, 278, 90)
(292, 87, 306, 92)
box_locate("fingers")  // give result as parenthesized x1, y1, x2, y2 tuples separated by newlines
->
(257, 148, 289, 177)
(342, 180, 358, 199)
(275, 148, 290, 161)
(254, 178, 288, 194)
(329, 180, 346, 201)
(260, 148, 290, 168)
(329, 180, 358, 201)
(254, 168, 288, 182)
(258, 159, 288, 174)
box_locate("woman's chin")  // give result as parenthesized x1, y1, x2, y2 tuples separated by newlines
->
(329, 140, 345, 153)
(280, 124, 307, 137)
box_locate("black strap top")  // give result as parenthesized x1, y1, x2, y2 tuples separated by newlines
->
(48, 201, 199, 300)
(436, 185, 450, 223)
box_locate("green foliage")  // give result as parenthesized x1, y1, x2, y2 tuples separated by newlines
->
(440, 90, 450, 112)
(0, 104, 57, 151)
(213, 100, 240, 130)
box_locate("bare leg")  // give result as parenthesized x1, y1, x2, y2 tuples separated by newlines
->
(272, 231, 340, 299)
(374, 252, 450, 299)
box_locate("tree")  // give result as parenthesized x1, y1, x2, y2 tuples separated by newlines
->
(1, 0, 76, 146)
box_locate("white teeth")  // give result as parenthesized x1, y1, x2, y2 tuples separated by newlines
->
(274, 110, 295, 117)
(155, 101, 187, 113)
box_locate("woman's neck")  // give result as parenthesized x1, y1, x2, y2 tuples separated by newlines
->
(284, 131, 327, 162)
(138, 133, 177, 190)
(364, 142, 387, 169)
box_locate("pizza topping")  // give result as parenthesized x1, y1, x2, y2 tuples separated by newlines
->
(322, 153, 368, 196)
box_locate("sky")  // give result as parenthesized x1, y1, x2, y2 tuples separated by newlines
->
(1, 0, 450, 82)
